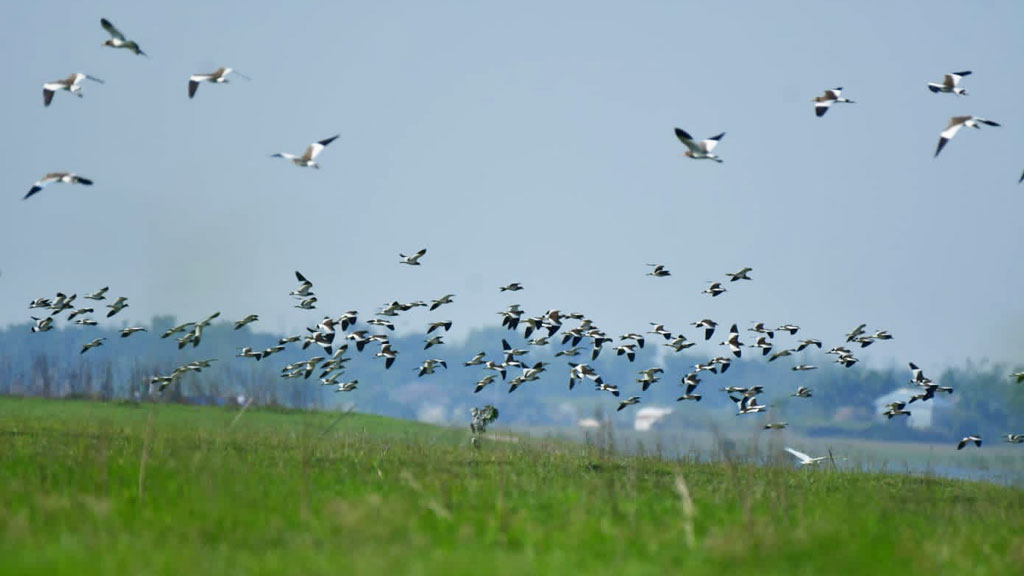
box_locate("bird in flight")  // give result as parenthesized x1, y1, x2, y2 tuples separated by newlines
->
(674, 128, 725, 163)
(935, 116, 1000, 157)
(928, 71, 971, 95)
(24, 173, 93, 200)
(42, 73, 104, 107)
(100, 18, 146, 56)
(784, 447, 828, 466)
(813, 87, 854, 117)
(400, 249, 427, 265)
(188, 67, 249, 99)
(271, 135, 340, 169)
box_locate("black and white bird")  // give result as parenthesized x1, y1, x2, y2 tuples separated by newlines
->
(646, 264, 671, 277)
(702, 282, 726, 297)
(400, 249, 427, 265)
(957, 435, 982, 450)
(674, 128, 725, 163)
(270, 135, 340, 169)
(24, 172, 93, 200)
(120, 327, 147, 338)
(935, 116, 1000, 157)
(813, 87, 854, 117)
(928, 71, 971, 95)
(84, 287, 109, 301)
(42, 73, 104, 107)
(500, 282, 524, 292)
(726, 267, 753, 281)
(188, 67, 249, 99)
(106, 296, 128, 318)
(234, 315, 259, 330)
(100, 18, 146, 56)
(80, 338, 106, 354)
(617, 396, 641, 411)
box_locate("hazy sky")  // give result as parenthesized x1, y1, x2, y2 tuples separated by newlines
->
(2, 1, 1023, 370)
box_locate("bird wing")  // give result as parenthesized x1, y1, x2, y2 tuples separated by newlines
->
(785, 447, 812, 463)
(43, 88, 55, 107)
(975, 118, 1000, 127)
(304, 135, 339, 161)
(674, 128, 702, 154)
(701, 133, 725, 153)
(100, 18, 125, 41)
(188, 80, 200, 99)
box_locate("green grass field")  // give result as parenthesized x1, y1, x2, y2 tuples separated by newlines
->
(1, 397, 1022, 575)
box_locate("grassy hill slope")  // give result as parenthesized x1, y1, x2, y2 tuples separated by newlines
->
(1, 397, 1021, 575)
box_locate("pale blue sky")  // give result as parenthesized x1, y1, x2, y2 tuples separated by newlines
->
(2, 1, 1023, 369)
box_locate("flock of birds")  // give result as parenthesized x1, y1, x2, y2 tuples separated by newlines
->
(16, 17, 1024, 461)
(24, 255, 1024, 456)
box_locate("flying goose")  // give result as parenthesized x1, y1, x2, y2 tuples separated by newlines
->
(752, 335, 773, 356)
(29, 298, 51, 309)
(763, 422, 788, 430)
(720, 324, 743, 358)
(290, 271, 314, 298)
(416, 358, 447, 377)
(813, 87, 854, 117)
(43, 73, 104, 107)
(726, 267, 753, 281)
(73, 318, 98, 326)
(674, 128, 725, 162)
(234, 314, 259, 330)
(464, 352, 486, 366)
(595, 383, 621, 397)
(80, 337, 106, 354)
(423, 335, 444, 349)
(956, 435, 982, 450)
(429, 294, 455, 311)
(646, 264, 671, 277)
(106, 296, 128, 318)
(791, 386, 813, 398)
(31, 316, 54, 332)
(776, 324, 800, 335)
(334, 380, 359, 393)
(67, 307, 94, 321)
(784, 447, 828, 465)
(616, 396, 641, 411)
(614, 344, 637, 362)
(691, 319, 717, 341)
(399, 248, 427, 265)
(647, 323, 672, 340)
(1010, 372, 1024, 384)
(367, 318, 395, 331)
(711, 356, 732, 374)
(474, 374, 496, 393)
(702, 282, 726, 297)
(237, 347, 263, 360)
(935, 116, 1000, 157)
(84, 287, 109, 301)
(795, 339, 822, 352)
(665, 335, 696, 352)
(928, 71, 971, 95)
(120, 326, 146, 338)
(188, 67, 249, 99)
(295, 296, 317, 310)
(24, 172, 93, 200)
(426, 320, 453, 334)
(792, 364, 817, 371)
(500, 282, 524, 292)
(100, 18, 146, 56)
(1003, 434, 1024, 444)
(270, 135, 339, 169)
(749, 322, 774, 338)
(677, 379, 702, 402)
(768, 349, 793, 362)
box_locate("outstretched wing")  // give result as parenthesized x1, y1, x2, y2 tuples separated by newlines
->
(303, 134, 340, 161)
(100, 18, 125, 41)
(674, 128, 702, 154)
(701, 133, 725, 153)
(785, 447, 812, 462)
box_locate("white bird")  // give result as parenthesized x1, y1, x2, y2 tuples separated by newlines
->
(42, 73, 104, 107)
(813, 87, 854, 117)
(935, 116, 1000, 157)
(106, 296, 128, 318)
(957, 435, 982, 450)
(473, 374, 496, 393)
(188, 67, 249, 99)
(120, 326, 147, 338)
(617, 396, 641, 411)
(464, 352, 486, 366)
(726, 267, 753, 282)
(674, 128, 725, 162)
(290, 271, 314, 298)
(792, 365, 817, 372)
(80, 337, 106, 354)
(1012, 372, 1024, 384)
(784, 447, 829, 466)
(84, 287, 109, 301)
(430, 294, 455, 311)
(400, 249, 427, 265)
(234, 314, 259, 330)
(335, 380, 359, 393)
(24, 172, 93, 200)
(721, 324, 743, 358)
(1003, 434, 1024, 444)
(100, 18, 146, 56)
(928, 71, 971, 95)
(270, 135, 340, 169)
(31, 316, 54, 333)
(791, 386, 813, 398)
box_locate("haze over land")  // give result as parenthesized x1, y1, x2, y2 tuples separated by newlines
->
(2, 1, 1024, 371)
